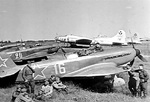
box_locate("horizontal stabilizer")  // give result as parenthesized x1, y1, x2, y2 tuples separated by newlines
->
(0, 53, 23, 78)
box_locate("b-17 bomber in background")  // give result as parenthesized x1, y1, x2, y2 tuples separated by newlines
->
(126, 33, 142, 44)
(92, 30, 127, 46)
(55, 34, 93, 47)
(55, 30, 128, 47)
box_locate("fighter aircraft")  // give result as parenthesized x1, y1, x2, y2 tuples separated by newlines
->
(0, 44, 147, 88)
(126, 33, 142, 44)
(55, 34, 92, 47)
(0, 42, 25, 52)
(92, 30, 128, 46)
(6, 44, 61, 64)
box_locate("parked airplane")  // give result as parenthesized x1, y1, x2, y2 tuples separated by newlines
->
(55, 34, 92, 47)
(6, 45, 61, 64)
(0, 45, 147, 88)
(93, 30, 127, 46)
(0, 42, 25, 52)
(126, 33, 142, 44)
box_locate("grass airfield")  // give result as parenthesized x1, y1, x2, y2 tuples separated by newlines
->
(0, 42, 150, 102)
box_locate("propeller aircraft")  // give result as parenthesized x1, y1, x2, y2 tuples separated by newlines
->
(55, 34, 93, 47)
(92, 30, 127, 46)
(55, 30, 128, 47)
(0, 42, 25, 52)
(126, 33, 142, 44)
(6, 45, 61, 64)
(0, 45, 147, 88)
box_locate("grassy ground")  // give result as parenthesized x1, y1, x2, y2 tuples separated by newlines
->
(1, 43, 150, 102)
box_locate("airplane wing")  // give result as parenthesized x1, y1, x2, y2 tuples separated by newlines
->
(76, 39, 92, 45)
(63, 62, 126, 77)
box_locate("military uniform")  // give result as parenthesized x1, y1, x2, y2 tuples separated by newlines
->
(11, 85, 22, 102)
(52, 77, 68, 93)
(138, 69, 149, 98)
(128, 70, 140, 97)
(15, 88, 34, 102)
(22, 64, 35, 94)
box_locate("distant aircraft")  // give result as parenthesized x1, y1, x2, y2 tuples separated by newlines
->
(139, 37, 150, 42)
(92, 30, 127, 46)
(55, 34, 92, 47)
(126, 33, 142, 44)
(0, 45, 147, 88)
(0, 42, 25, 52)
(6, 45, 61, 64)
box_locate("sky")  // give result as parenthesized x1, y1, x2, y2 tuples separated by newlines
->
(0, 0, 150, 41)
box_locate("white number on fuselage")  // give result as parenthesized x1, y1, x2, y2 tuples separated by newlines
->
(54, 63, 66, 74)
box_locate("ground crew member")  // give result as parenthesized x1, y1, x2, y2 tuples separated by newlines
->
(136, 64, 149, 98)
(11, 85, 22, 102)
(35, 79, 53, 101)
(15, 87, 34, 102)
(128, 69, 140, 97)
(52, 76, 68, 93)
(22, 61, 35, 95)
(41, 79, 53, 100)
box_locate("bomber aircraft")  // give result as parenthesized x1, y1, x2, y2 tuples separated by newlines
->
(55, 34, 93, 47)
(126, 33, 142, 44)
(55, 30, 128, 47)
(92, 30, 127, 46)
(0, 45, 147, 88)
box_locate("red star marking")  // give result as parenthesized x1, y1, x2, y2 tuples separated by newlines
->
(32, 64, 47, 79)
(0, 57, 8, 67)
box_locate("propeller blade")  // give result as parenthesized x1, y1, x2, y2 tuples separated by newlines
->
(138, 54, 148, 62)
(61, 47, 66, 54)
(131, 38, 135, 49)
(59, 47, 67, 58)
(129, 30, 135, 49)
(129, 59, 135, 67)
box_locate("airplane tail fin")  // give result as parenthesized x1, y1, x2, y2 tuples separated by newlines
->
(132, 33, 141, 43)
(113, 30, 126, 43)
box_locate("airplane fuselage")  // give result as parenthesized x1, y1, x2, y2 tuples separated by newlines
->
(16, 47, 136, 81)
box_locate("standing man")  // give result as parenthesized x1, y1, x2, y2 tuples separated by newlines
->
(136, 64, 149, 98)
(22, 61, 35, 95)
(128, 69, 140, 97)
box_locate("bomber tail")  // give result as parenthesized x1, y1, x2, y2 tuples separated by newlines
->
(112, 30, 127, 44)
(113, 30, 126, 42)
(132, 33, 142, 44)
